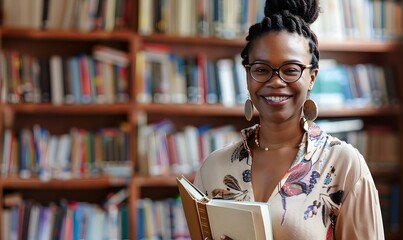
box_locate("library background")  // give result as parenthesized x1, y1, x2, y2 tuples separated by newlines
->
(0, 0, 402, 239)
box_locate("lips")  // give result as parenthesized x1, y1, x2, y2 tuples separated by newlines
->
(263, 95, 291, 103)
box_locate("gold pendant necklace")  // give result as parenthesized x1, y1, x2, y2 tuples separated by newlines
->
(254, 125, 300, 151)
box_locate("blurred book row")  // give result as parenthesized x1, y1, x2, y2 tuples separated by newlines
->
(2, 189, 129, 240)
(317, 119, 399, 167)
(2, 47, 398, 109)
(139, 0, 403, 40)
(138, 0, 265, 39)
(137, 120, 239, 176)
(2, 0, 402, 40)
(136, 46, 399, 108)
(137, 118, 399, 177)
(136, 44, 248, 107)
(312, 0, 402, 40)
(136, 198, 190, 239)
(1, 124, 132, 181)
(1, 46, 130, 105)
(312, 59, 399, 109)
(1, 0, 132, 32)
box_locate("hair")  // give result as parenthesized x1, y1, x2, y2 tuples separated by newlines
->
(241, 0, 320, 69)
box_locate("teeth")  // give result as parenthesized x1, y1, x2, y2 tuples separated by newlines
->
(264, 96, 289, 102)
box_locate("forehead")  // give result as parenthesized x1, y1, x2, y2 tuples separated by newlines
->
(249, 31, 311, 63)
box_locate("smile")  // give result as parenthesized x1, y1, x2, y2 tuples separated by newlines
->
(264, 96, 290, 102)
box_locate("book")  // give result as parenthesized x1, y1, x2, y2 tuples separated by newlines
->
(216, 58, 236, 106)
(49, 55, 64, 105)
(176, 176, 273, 240)
(310, 59, 350, 108)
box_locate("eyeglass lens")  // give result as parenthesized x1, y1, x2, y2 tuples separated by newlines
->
(249, 63, 303, 83)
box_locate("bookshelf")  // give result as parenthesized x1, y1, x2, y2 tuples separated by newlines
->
(1, 0, 402, 239)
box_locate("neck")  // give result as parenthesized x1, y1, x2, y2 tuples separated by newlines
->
(258, 119, 305, 146)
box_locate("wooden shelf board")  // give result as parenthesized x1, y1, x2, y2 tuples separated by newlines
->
(318, 105, 402, 117)
(319, 39, 402, 52)
(132, 165, 400, 185)
(134, 175, 195, 187)
(5, 103, 132, 114)
(1, 28, 135, 41)
(138, 103, 401, 117)
(142, 34, 246, 47)
(2, 28, 401, 52)
(142, 34, 403, 52)
(1, 176, 130, 189)
(137, 103, 245, 116)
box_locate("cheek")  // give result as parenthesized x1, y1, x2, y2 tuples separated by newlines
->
(298, 75, 312, 92)
(292, 81, 310, 103)
(246, 77, 256, 92)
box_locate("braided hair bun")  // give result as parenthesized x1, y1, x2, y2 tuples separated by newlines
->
(264, 0, 320, 25)
(241, 0, 320, 67)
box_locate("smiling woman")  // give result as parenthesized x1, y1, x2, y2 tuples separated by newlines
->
(192, 0, 385, 239)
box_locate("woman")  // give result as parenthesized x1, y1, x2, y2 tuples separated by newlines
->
(193, 0, 384, 239)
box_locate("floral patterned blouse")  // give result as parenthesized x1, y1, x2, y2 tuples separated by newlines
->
(194, 123, 384, 240)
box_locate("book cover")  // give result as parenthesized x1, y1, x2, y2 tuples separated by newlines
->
(46, 0, 67, 29)
(38, 58, 52, 103)
(67, 56, 82, 104)
(216, 58, 236, 107)
(49, 55, 64, 105)
(138, 0, 154, 35)
(27, 205, 40, 240)
(177, 176, 273, 240)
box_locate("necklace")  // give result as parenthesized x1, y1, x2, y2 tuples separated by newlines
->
(254, 125, 301, 151)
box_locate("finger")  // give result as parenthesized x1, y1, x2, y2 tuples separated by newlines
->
(220, 235, 233, 240)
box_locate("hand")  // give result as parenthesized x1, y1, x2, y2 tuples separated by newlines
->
(220, 235, 233, 240)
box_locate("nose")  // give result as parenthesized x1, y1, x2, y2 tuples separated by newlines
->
(271, 69, 281, 79)
(266, 70, 287, 87)
(268, 69, 283, 82)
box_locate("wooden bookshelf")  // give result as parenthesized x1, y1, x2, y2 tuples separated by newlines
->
(137, 103, 402, 117)
(5, 103, 132, 114)
(0, 0, 402, 239)
(1, 176, 129, 189)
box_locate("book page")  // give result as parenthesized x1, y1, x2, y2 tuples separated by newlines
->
(212, 200, 273, 240)
(177, 176, 206, 201)
(206, 204, 257, 240)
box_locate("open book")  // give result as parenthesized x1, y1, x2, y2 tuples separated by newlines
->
(177, 176, 273, 240)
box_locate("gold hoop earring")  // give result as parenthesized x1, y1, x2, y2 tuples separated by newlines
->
(303, 98, 318, 122)
(244, 98, 254, 121)
(300, 117, 309, 132)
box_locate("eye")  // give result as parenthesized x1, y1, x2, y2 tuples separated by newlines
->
(281, 64, 302, 76)
(251, 64, 272, 75)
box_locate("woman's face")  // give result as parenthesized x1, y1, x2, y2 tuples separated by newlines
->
(247, 31, 318, 124)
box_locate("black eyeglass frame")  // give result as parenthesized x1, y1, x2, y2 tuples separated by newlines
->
(244, 62, 313, 83)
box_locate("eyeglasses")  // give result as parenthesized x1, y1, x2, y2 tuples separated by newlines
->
(245, 62, 313, 83)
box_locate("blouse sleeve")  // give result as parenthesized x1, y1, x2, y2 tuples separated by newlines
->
(334, 171, 385, 240)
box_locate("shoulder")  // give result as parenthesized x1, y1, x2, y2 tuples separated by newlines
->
(308, 123, 371, 190)
(309, 122, 365, 167)
(326, 134, 366, 170)
(322, 134, 374, 196)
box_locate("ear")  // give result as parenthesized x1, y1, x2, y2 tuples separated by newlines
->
(246, 69, 252, 91)
(308, 68, 319, 91)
